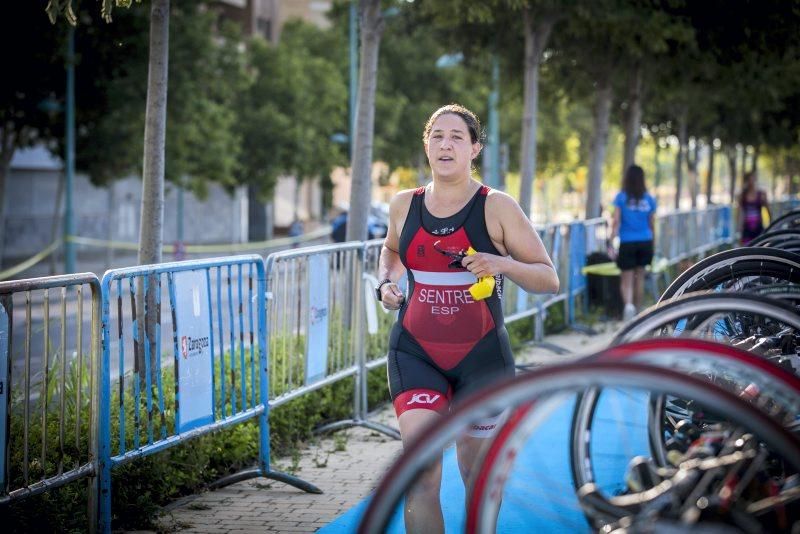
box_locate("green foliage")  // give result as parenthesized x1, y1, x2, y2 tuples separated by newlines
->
(236, 21, 348, 201)
(372, 6, 487, 171)
(46, 0, 142, 25)
(64, 1, 248, 196)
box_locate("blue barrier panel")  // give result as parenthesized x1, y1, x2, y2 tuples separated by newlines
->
(719, 205, 731, 240)
(98, 255, 320, 533)
(567, 222, 587, 325)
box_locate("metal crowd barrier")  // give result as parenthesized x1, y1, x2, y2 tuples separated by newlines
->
(655, 205, 732, 266)
(0, 273, 101, 531)
(0, 199, 782, 531)
(264, 243, 398, 438)
(772, 198, 800, 220)
(362, 239, 396, 370)
(97, 255, 319, 533)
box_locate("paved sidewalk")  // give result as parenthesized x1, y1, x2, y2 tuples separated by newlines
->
(151, 321, 620, 534)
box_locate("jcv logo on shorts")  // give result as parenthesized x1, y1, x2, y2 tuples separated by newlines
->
(406, 392, 440, 405)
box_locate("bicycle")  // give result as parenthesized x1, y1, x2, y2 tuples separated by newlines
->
(357, 362, 800, 533)
(659, 247, 800, 302)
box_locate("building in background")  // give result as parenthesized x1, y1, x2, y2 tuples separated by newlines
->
(4, 147, 247, 270)
(212, 0, 331, 43)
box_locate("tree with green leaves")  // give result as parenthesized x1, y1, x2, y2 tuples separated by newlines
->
(236, 22, 347, 220)
(47, 0, 167, 267)
(418, 0, 566, 217)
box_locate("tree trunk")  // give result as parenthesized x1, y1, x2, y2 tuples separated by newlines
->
(705, 139, 715, 205)
(264, 200, 274, 240)
(106, 183, 115, 269)
(49, 171, 65, 275)
(138, 0, 169, 267)
(518, 8, 556, 218)
(653, 139, 661, 206)
(585, 73, 612, 220)
(416, 150, 428, 186)
(0, 125, 16, 268)
(346, 0, 384, 242)
(750, 146, 759, 174)
(687, 138, 699, 209)
(674, 110, 687, 210)
(726, 146, 737, 204)
(137, 0, 170, 390)
(0, 161, 9, 269)
(739, 146, 747, 180)
(622, 63, 643, 176)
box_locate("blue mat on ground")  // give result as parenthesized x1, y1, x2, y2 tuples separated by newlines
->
(320, 390, 648, 533)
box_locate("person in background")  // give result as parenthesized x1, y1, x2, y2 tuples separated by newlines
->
(375, 103, 558, 533)
(610, 165, 657, 321)
(738, 171, 771, 245)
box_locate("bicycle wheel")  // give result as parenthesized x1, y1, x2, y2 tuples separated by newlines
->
(358, 362, 800, 534)
(615, 292, 800, 355)
(765, 208, 800, 233)
(749, 229, 800, 252)
(659, 247, 800, 302)
(570, 338, 800, 493)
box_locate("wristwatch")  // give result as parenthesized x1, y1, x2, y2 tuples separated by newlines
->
(374, 278, 393, 301)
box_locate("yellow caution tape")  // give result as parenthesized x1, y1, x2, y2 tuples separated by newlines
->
(582, 257, 669, 277)
(66, 225, 333, 254)
(0, 240, 62, 281)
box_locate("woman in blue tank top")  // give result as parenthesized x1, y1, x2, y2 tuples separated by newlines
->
(611, 165, 656, 321)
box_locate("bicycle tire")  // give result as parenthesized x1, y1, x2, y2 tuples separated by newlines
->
(357, 362, 800, 534)
(570, 338, 800, 493)
(749, 229, 800, 254)
(749, 228, 800, 245)
(659, 247, 800, 302)
(765, 208, 800, 233)
(615, 292, 800, 346)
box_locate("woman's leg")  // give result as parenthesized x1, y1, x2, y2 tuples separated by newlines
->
(620, 269, 635, 319)
(633, 266, 646, 309)
(456, 435, 487, 492)
(399, 409, 445, 534)
(620, 269, 634, 305)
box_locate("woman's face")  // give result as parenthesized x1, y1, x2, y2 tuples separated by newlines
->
(424, 113, 481, 180)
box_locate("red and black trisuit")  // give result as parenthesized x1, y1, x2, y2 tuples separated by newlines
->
(388, 186, 514, 435)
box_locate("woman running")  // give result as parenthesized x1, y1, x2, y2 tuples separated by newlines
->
(375, 104, 558, 533)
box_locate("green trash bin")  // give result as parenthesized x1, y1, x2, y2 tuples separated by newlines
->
(584, 252, 623, 319)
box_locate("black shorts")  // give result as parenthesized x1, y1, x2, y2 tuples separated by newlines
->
(617, 240, 654, 270)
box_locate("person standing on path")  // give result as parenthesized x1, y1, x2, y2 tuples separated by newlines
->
(374, 104, 559, 533)
(610, 164, 657, 321)
(738, 170, 771, 245)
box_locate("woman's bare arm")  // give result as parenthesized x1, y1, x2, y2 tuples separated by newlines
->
(463, 191, 559, 294)
(377, 190, 414, 309)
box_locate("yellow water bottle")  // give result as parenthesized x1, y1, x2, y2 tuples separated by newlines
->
(466, 247, 495, 300)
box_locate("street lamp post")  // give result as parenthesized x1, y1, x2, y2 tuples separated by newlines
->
(486, 54, 501, 189)
(64, 26, 76, 274)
